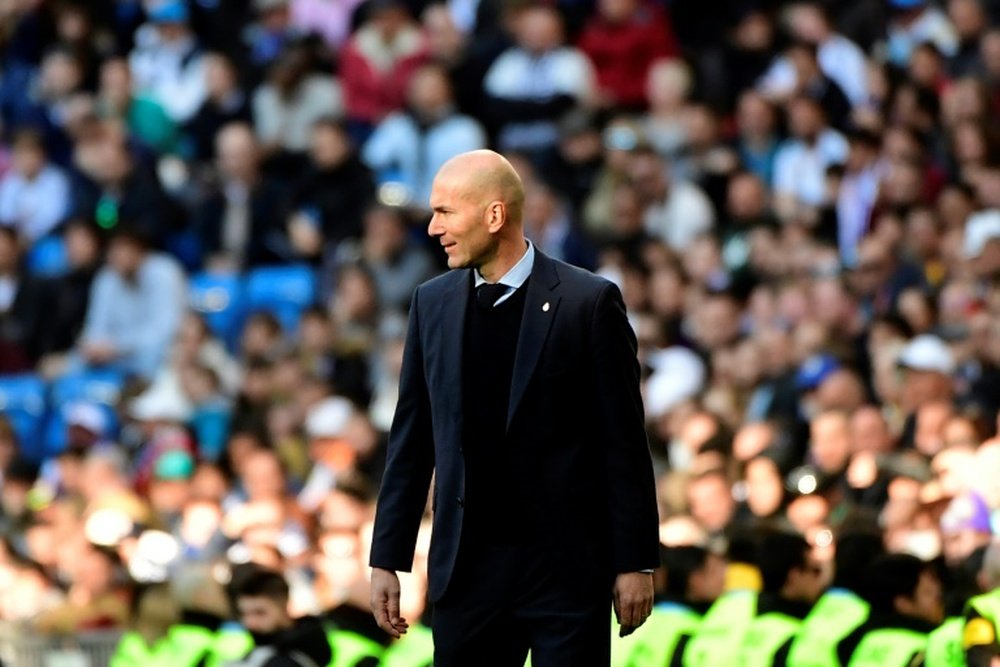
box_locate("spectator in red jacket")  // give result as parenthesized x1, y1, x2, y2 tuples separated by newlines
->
(339, 0, 428, 142)
(577, 0, 678, 110)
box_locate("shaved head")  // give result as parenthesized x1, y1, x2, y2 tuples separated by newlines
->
(435, 150, 525, 226)
(428, 150, 529, 280)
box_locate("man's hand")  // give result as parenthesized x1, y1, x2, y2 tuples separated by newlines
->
(613, 571, 654, 638)
(370, 567, 409, 638)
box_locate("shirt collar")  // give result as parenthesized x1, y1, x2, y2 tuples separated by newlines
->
(474, 240, 534, 288)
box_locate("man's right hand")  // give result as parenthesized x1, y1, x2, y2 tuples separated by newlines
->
(370, 567, 409, 638)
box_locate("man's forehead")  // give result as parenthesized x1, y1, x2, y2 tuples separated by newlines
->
(431, 171, 487, 201)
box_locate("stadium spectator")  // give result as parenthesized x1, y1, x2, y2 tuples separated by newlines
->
(69, 125, 176, 246)
(289, 117, 375, 257)
(347, 204, 436, 312)
(740, 531, 825, 665)
(96, 57, 178, 157)
(837, 553, 944, 665)
(33, 220, 103, 366)
(4, 46, 87, 166)
(128, 1, 207, 125)
(641, 58, 693, 163)
(760, 2, 870, 107)
(0, 226, 41, 371)
(244, 0, 301, 81)
(780, 40, 853, 132)
(186, 53, 253, 162)
(340, 0, 428, 140)
(227, 564, 332, 667)
(252, 42, 343, 159)
(0, 129, 71, 244)
(772, 94, 848, 221)
(75, 226, 187, 379)
(33, 541, 129, 633)
(362, 63, 486, 206)
(885, 0, 959, 67)
(627, 147, 714, 252)
(576, 0, 677, 110)
(194, 123, 293, 271)
(522, 177, 597, 270)
(483, 5, 595, 156)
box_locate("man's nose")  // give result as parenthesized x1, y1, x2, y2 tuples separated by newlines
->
(428, 216, 441, 237)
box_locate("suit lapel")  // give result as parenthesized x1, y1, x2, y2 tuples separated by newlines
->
(439, 270, 470, 424)
(507, 252, 561, 431)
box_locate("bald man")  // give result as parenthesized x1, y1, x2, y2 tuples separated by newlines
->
(369, 150, 659, 665)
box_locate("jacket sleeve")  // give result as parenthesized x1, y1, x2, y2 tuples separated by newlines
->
(369, 287, 436, 572)
(590, 281, 660, 573)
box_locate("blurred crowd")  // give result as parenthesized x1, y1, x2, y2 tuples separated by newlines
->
(3, 0, 1000, 664)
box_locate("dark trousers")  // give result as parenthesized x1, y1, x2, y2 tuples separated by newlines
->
(431, 541, 611, 667)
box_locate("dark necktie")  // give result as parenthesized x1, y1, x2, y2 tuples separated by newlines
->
(476, 282, 509, 308)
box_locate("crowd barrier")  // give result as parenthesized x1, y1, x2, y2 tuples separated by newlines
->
(0, 625, 121, 667)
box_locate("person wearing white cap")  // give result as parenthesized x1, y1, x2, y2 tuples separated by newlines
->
(297, 396, 359, 512)
(896, 334, 956, 415)
(36, 401, 113, 500)
(65, 401, 110, 450)
(963, 209, 1000, 279)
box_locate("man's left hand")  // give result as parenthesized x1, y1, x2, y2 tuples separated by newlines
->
(613, 571, 654, 637)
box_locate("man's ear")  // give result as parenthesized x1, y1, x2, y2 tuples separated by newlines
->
(486, 200, 506, 232)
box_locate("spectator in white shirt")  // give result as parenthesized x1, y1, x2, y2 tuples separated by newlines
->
(628, 146, 715, 252)
(885, 0, 959, 68)
(362, 63, 486, 205)
(0, 130, 69, 244)
(773, 95, 848, 221)
(758, 2, 870, 107)
(483, 5, 595, 154)
(76, 227, 187, 379)
(128, 1, 207, 124)
(838, 129, 886, 268)
(253, 43, 343, 156)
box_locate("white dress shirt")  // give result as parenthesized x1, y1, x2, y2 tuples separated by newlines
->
(773, 129, 849, 207)
(474, 240, 534, 306)
(0, 165, 70, 242)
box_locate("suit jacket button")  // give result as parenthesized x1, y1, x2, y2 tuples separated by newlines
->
(457, 497, 464, 508)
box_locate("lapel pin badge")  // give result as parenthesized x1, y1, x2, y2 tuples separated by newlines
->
(542, 302, 550, 312)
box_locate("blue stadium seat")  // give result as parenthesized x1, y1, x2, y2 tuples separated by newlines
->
(50, 368, 126, 407)
(26, 235, 69, 277)
(0, 374, 47, 459)
(189, 272, 245, 346)
(244, 265, 318, 333)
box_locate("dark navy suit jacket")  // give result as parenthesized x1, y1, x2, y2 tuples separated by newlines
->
(369, 249, 659, 603)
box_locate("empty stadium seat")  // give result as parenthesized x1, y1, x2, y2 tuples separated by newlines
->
(26, 235, 69, 277)
(0, 374, 47, 459)
(244, 264, 318, 333)
(189, 272, 245, 347)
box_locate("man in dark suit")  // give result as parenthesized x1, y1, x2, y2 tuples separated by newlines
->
(369, 150, 659, 665)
